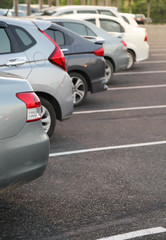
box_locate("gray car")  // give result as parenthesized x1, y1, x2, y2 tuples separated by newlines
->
(44, 16, 129, 83)
(0, 17, 73, 137)
(0, 72, 49, 193)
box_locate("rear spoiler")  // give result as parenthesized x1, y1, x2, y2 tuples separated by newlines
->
(31, 19, 52, 31)
(84, 36, 105, 45)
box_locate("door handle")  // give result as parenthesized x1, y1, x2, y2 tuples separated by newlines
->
(5, 57, 27, 66)
(61, 48, 69, 53)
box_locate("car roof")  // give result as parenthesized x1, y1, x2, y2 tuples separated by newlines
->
(0, 16, 52, 30)
(55, 13, 127, 25)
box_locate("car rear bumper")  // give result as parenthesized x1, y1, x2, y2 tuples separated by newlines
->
(0, 121, 49, 192)
(91, 77, 108, 93)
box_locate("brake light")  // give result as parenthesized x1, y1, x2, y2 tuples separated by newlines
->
(144, 32, 148, 41)
(41, 30, 67, 72)
(121, 40, 127, 50)
(16, 92, 41, 122)
(94, 47, 104, 56)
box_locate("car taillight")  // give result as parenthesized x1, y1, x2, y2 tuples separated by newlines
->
(121, 40, 127, 50)
(16, 92, 41, 122)
(94, 47, 104, 56)
(40, 30, 67, 72)
(144, 32, 148, 41)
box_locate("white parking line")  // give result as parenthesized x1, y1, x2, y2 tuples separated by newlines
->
(136, 60, 166, 64)
(114, 70, 166, 76)
(96, 227, 166, 240)
(49, 140, 166, 157)
(108, 84, 166, 91)
(73, 105, 166, 115)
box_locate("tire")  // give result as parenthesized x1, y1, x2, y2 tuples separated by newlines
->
(105, 59, 114, 84)
(69, 72, 88, 107)
(40, 97, 56, 137)
(127, 50, 135, 69)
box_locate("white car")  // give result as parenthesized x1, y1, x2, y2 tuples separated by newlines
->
(69, 14, 149, 69)
(31, 5, 123, 20)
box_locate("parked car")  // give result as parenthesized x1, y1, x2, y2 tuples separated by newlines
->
(42, 23, 107, 106)
(0, 17, 73, 137)
(135, 14, 146, 24)
(41, 16, 128, 83)
(31, 5, 123, 20)
(0, 72, 49, 193)
(67, 14, 149, 69)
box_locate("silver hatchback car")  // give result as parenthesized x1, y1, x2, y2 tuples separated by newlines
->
(0, 72, 49, 193)
(0, 17, 73, 137)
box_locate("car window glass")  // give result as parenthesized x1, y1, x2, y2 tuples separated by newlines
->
(98, 9, 116, 17)
(77, 10, 97, 14)
(86, 19, 96, 25)
(45, 29, 65, 46)
(122, 16, 129, 24)
(63, 22, 87, 35)
(54, 30, 65, 46)
(58, 11, 73, 16)
(0, 28, 11, 53)
(86, 27, 97, 36)
(15, 28, 33, 46)
(100, 19, 122, 32)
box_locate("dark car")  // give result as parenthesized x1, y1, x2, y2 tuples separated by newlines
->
(135, 14, 146, 24)
(44, 23, 107, 106)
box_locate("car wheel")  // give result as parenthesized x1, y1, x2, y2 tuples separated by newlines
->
(69, 72, 88, 107)
(40, 97, 56, 137)
(105, 59, 114, 84)
(127, 50, 135, 69)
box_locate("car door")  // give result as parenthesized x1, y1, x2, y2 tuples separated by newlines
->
(0, 24, 32, 79)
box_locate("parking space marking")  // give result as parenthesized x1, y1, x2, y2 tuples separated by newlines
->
(136, 60, 166, 64)
(49, 140, 166, 157)
(114, 70, 166, 76)
(96, 227, 166, 240)
(74, 105, 166, 115)
(108, 84, 166, 91)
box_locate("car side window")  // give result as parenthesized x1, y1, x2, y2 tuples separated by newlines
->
(0, 28, 11, 54)
(100, 19, 123, 32)
(86, 19, 96, 25)
(12, 27, 36, 50)
(122, 16, 129, 24)
(86, 27, 97, 36)
(63, 22, 87, 35)
(58, 11, 73, 16)
(45, 29, 65, 46)
(54, 31, 65, 46)
(77, 10, 97, 14)
(98, 10, 116, 17)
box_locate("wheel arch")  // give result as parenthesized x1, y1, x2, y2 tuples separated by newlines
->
(104, 56, 115, 72)
(68, 70, 92, 92)
(127, 48, 136, 62)
(35, 92, 62, 121)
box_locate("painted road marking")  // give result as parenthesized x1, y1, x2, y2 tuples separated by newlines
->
(73, 105, 166, 115)
(114, 70, 166, 76)
(49, 140, 166, 157)
(96, 227, 166, 240)
(136, 60, 166, 64)
(108, 84, 166, 91)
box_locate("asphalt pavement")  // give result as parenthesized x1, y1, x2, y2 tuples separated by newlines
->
(1, 24, 166, 240)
